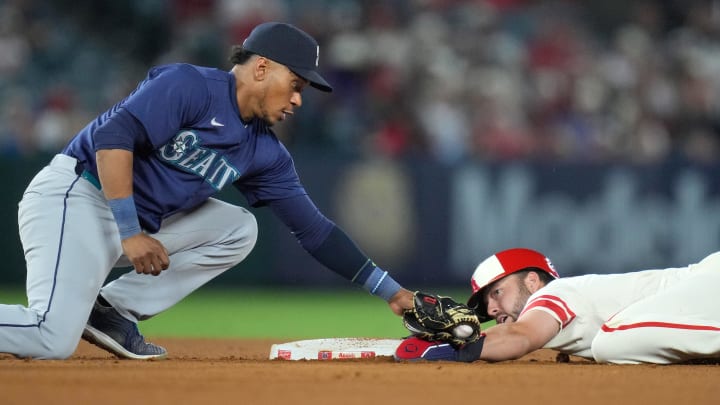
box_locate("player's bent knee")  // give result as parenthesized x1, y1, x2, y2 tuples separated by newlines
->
(225, 208, 258, 262)
(43, 349, 75, 360)
(245, 211, 258, 246)
(54, 340, 80, 359)
(236, 208, 257, 246)
(26, 342, 76, 360)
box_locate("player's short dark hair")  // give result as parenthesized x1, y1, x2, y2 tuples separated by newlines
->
(229, 46, 256, 65)
(516, 268, 556, 285)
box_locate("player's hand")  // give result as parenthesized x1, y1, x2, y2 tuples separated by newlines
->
(121, 233, 170, 276)
(388, 288, 414, 316)
(402, 291, 481, 347)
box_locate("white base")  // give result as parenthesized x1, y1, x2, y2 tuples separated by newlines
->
(269, 338, 403, 360)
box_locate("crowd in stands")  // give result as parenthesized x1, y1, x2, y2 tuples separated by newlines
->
(1, 0, 719, 164)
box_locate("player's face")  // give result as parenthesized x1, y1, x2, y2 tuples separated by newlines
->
(484, 274, 534, 324)
(258, 63, 308, 126)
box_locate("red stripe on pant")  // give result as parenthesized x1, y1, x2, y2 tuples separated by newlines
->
(602, 321, 720, 332)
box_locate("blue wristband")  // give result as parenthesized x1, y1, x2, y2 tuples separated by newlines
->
(107, 196, 142, 240)
(362, 266, 402, 302)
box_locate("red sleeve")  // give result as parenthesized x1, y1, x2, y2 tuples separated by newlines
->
(520, 294, 576, 328)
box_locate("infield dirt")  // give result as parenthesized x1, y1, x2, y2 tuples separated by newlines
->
(2, 338, 719, 405)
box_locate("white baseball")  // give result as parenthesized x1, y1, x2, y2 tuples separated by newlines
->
(453, 324, 474, 338)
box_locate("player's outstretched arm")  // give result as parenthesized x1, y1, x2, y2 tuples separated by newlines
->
(395, 307, 559, 362)
(479, 310, 560, 361)
(266, 194, 410, 313)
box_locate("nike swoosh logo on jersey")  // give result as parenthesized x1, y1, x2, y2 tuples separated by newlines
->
(211, 117, 224, 127)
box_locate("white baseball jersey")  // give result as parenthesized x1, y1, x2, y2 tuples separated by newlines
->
(519, 251, 720, 364)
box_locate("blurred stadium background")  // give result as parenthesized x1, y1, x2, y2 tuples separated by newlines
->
(1, 0, 720, 296)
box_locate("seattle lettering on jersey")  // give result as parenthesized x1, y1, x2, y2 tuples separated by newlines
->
(158, 130, 240, 190)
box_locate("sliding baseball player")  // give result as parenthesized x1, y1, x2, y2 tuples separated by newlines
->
(396, 248, 720, 364)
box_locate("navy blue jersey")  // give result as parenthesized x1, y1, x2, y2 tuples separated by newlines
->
(63, 63, 307, 232)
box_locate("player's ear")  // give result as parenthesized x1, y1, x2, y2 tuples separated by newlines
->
(253, 56, 270, 82)
(525, 271, 543, 293)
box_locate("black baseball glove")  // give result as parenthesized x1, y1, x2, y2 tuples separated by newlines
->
(402, 291, 481, 347)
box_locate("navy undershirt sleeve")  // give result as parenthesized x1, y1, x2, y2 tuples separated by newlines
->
(308, 225, 404, 299)
(266, 195, 370, 281)
(310, 226, 372, 281)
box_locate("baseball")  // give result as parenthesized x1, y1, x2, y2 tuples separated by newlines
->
(453, 324, 474, 339)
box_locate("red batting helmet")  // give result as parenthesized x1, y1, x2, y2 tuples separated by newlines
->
(466, 248, 560, 322)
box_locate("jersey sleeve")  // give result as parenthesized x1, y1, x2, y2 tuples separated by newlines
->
(121, 64, 210, 148)
(519, 282, 580, 330)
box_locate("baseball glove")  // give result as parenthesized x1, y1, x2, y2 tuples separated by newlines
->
(403, 291, 481, 347)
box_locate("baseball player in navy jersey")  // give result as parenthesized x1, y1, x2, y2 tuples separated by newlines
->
(396, 248, 720, 364)
(0, 22, 414, 359)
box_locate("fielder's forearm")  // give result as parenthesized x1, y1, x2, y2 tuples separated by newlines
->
(312, 226, 402, 301)
(96, 149, 141, 239)
(267, 195, 404, 300)
(96, 149, 134, 199)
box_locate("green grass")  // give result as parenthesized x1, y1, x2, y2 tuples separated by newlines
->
(139, 288, 409, 339)
(0, 287, 491, 339)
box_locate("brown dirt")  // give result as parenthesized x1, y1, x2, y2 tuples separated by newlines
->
(1, 338, 719, 405)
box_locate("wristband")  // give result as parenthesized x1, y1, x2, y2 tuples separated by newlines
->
(362, 266, 402, 302)
(458, 334, 486, 362)
(107, 196, 142, 240)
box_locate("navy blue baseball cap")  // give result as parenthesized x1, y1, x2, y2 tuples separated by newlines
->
(243, 22, 333, 93)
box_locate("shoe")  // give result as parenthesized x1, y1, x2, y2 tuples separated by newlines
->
(394, 337, 459, 361)
(82, 298, 167, 360)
